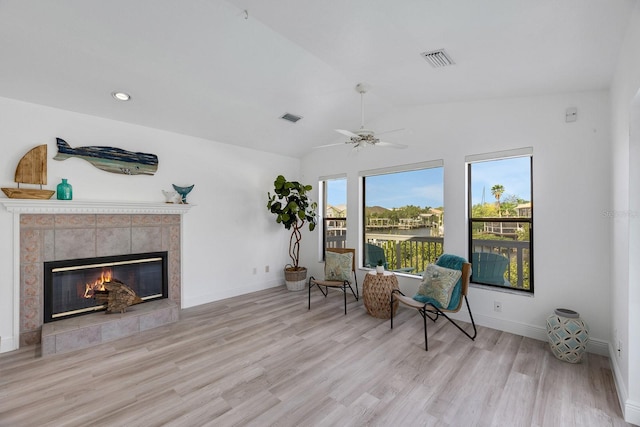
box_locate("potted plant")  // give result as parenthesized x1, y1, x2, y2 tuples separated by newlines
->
(376, 259, 385, 274)
(267, 175, 318, 291)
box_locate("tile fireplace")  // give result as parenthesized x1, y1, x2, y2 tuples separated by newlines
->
(0, 199, 191, 352)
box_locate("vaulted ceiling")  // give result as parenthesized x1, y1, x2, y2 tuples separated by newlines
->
(0, 0, 635, 157)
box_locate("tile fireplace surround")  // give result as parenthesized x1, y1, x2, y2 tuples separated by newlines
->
(0, 199, 191, 353)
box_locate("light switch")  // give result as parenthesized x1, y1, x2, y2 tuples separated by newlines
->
(565, 107, 577, 122)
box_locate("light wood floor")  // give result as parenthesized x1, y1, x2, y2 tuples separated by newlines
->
(0, 286, 630, 427)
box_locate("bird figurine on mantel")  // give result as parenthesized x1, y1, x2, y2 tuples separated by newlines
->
(172, 184, 194, 204)
(162, 189, 179, 203)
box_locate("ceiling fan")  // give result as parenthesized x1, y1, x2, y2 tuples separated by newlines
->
(314, 83, 407, 150)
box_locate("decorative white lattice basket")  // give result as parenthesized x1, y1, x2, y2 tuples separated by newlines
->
(546, 308, 589, 363)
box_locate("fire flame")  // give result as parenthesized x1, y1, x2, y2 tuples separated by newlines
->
(83, 269, 112, 298)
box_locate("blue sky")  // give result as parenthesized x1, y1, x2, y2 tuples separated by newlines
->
(326, 179, 347, 206)
(327, 168, 444, 209)
(326, 156, 531, 209)
(365, 168, 444, 208)
(470, 157, 531, 206)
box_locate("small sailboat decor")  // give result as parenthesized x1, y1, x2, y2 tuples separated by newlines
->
(1, 145, 55, 199)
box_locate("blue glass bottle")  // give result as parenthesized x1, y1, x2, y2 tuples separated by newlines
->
(56, 178, 73, 200)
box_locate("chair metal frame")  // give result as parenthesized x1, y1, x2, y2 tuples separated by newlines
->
(308, 248, 359, 315)
(390, 262, 476, 350)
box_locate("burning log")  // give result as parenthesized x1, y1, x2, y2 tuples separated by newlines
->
(93, 279, 143, 313)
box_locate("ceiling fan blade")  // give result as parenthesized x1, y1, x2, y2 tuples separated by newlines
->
(335, 129, 359, 138)
(312, 141, 352, 150)
(376, 128, 405, 136)
(378, 141, 408, 149)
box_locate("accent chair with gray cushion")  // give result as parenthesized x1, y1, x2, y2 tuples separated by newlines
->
(308, 248, 359, 315)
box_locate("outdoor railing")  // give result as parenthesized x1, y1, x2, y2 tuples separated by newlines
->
(329, 232, 530, 291)
(365, 235, 444, 274)
(471, 239, 530, 290)
(326, 234, 347, 248)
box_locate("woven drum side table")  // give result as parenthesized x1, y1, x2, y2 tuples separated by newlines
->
(363, 271, 399, 319)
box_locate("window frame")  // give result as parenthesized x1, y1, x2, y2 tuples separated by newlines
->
(360, 160, 444, 276)
(319, 176, 347, 260)
(466, 150, 534, 293)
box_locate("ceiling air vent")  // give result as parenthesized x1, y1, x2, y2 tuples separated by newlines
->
(280, 113, 303, 123)
(420, 49, 454, 68)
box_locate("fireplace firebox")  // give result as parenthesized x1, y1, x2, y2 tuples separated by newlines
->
(44, 252, 168, 323)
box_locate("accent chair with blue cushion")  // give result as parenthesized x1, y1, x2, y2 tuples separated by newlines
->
(390, 254, 477, 351)
(308, 248, 359, 315)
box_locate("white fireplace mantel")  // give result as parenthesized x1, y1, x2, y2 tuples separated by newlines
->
(0, 199, 193, 215)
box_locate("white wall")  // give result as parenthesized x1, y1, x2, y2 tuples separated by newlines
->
(300, 90, 612, 354)
(0, 96, 298, 352)
(610, 2, 640, 424)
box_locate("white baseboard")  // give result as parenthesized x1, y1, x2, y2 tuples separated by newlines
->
(611, 344, 640, 425)
(471, 313, 609, 356)
(182, 279, 284, 308)
(609, 343, 630, 422)
(625, 400, 640, 426)
(0, 335, 17, 353)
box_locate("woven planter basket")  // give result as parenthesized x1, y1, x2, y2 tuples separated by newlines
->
(284, 267, 307, 291)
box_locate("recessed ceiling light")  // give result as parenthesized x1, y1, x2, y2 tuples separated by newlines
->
(111, 91, 131, 101)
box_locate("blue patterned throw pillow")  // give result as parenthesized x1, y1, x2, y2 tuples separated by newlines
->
(414, 264, 462, 308)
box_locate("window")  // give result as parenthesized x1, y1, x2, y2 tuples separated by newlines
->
(362, 161, 444, 275)
(321, 177, 347, 254)
(467, 151, 533, 292)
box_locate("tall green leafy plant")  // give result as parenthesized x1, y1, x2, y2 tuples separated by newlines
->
(267, 175, 318, 270)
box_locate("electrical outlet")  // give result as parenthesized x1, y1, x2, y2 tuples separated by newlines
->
(252, 267, 257, 275)
(265, 265, 269, 273)
(618, 339, 623, 357)
(494, 301, 502, 312)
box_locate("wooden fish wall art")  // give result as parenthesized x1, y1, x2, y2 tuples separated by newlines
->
(54, 138, 158, 175)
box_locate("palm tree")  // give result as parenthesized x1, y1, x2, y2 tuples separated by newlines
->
(491, 184, 505, 217)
